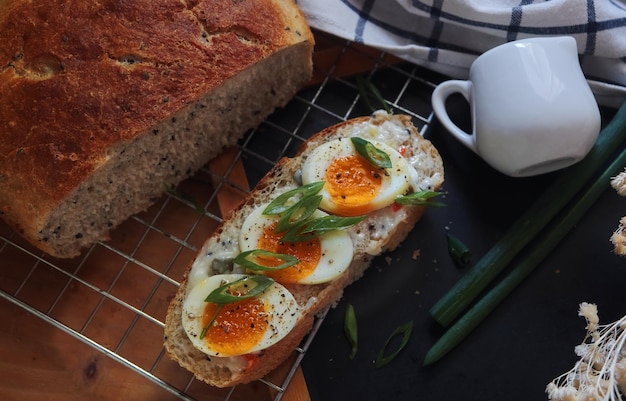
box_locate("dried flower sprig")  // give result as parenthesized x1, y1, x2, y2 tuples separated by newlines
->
(546, 303, 626, 401)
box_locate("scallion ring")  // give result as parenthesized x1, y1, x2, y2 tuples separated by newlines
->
(203, 275, 275, 304)
(300, 215, 366, 234)
(199, 304, 224, 339)
(281, 215, 367, 243)
(274, 194, 322, 233)
(263, 181, 325, 215)
(356, 76, 392, 113)
(344, 303, 358, 360)
(350, 137, 392, 169)
(234, 249, 300, 271)
(447, 233, 471, 267)
(375, 320, 413, 368)
(199, 275, 276, 339)
(395, 190, 445, 207)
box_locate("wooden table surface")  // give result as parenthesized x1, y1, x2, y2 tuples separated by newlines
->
(0, 30, 403, 401)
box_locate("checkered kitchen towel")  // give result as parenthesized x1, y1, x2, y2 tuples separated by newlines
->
(297, 0, 626, 108)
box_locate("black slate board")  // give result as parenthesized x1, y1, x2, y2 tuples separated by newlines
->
(297, 89, 626, 401)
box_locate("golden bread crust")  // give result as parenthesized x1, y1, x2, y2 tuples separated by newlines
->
(0, 0, 313, 256)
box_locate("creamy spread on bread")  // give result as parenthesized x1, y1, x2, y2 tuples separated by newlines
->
(182, 112, 433, 357)
(164, 111, 444, 387)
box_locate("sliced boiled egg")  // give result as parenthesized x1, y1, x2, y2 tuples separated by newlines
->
(301, 137, 411, 216)
(182, 273, 299, 357)
(239, 204, 354, 285)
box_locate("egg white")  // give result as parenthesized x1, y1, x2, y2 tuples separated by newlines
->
(239, 203, 354, 285)
(182, 273, 299, 357)
(301, 137, 411, 215)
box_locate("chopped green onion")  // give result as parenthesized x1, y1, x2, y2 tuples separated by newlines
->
(356, 76, 392, 113)
(199, 275, 275, 340)
(263, 181, 325, 215)
(280, 215, 366, 243)
(351, 137, 392, 169)
(299, 215, 367, 234)
(165, 185, 205, 214)
(274, 194, 322, 233)
(424, 143, 626, 366)
(375, 320, 413, 368)
(204, 275, 275, 304)
(344, 303, 358, 360)
(447, 233, 471, 267)
(200, 304, 224, 339)
(234, 250, 299, 271)
(430, 102, 626, 327)
(278, 221, 315, 243)
(395, 190, 445, 207)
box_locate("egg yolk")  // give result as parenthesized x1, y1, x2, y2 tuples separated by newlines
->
(324, 154, 383, 216)
(256, 222, 321, 284)
(202, 298, 268, 356)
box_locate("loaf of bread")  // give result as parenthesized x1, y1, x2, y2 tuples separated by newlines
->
(0, 0, 313, 258)
(164, 111, 445, 387)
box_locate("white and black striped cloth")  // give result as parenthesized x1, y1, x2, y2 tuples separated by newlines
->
(298, 0, 626, 107)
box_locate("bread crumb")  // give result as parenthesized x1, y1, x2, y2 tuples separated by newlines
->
(412, 249, 421, 260)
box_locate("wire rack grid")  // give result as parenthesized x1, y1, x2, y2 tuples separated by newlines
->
(0, 32, 443, 401)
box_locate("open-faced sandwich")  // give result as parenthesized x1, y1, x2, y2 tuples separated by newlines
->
(164, 110, 445, 387)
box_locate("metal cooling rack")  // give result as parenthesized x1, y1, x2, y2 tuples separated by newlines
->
(0, 31, 443, 401)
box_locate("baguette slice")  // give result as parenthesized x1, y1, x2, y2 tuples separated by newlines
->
(0, 0, 313, 258)
(164, 111, 445, 387)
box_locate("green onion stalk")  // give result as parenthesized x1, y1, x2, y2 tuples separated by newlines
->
(424, 129, 626, 366)
(430, 102, 626, 327)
